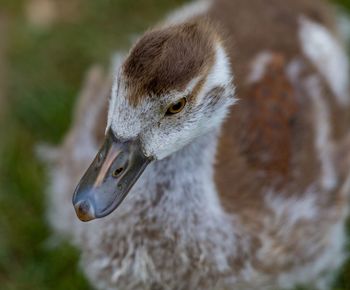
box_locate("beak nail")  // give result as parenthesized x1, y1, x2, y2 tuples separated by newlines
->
(74, 200, 95, 222)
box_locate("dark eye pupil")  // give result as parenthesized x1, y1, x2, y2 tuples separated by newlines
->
(172, 102, 182, 110)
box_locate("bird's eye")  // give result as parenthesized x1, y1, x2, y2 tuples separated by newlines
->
(165, 97, 187, 115)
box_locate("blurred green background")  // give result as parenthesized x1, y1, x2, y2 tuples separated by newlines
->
(0, 0, 349, 289)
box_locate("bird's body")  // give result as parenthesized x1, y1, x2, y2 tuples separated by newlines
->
(44, 0, 350, 289)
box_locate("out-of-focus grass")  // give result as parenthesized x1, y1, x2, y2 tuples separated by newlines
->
(0, 1, 349, 290)
(0, 1, 187, 289)
(336, 0, 350, 12)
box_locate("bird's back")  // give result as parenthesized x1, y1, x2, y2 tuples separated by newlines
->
(208, 0, 350, 212)
(207, 0, 350, 279)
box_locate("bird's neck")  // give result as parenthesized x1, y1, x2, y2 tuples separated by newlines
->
(131, 127, 226, 223)
(108, 126, 238, 273)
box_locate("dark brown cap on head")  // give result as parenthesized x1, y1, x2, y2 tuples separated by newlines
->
(123, 20, 217, 105)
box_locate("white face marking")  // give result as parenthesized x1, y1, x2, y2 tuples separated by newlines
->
(107, 43, 236, 160)
(299, 16, 350, 106)
(202, 44, 235, 102)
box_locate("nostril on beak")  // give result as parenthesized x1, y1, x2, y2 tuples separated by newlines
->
(74, 200, 95, 222)
(112, 167, 124, 178)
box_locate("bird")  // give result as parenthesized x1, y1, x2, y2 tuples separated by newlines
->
(42, 0, 350, 289)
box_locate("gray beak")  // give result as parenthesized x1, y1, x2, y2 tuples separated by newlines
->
(72, 130, 151, 222)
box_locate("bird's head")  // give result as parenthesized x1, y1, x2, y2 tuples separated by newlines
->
(73, 21, 236, 221)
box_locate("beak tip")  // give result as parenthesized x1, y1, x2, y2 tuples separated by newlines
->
(74, 200, 96, 222)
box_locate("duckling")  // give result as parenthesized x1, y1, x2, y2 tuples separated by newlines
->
(44, 0, 350, 289)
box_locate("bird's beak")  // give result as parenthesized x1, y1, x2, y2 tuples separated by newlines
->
(72, 130, 151, 222)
